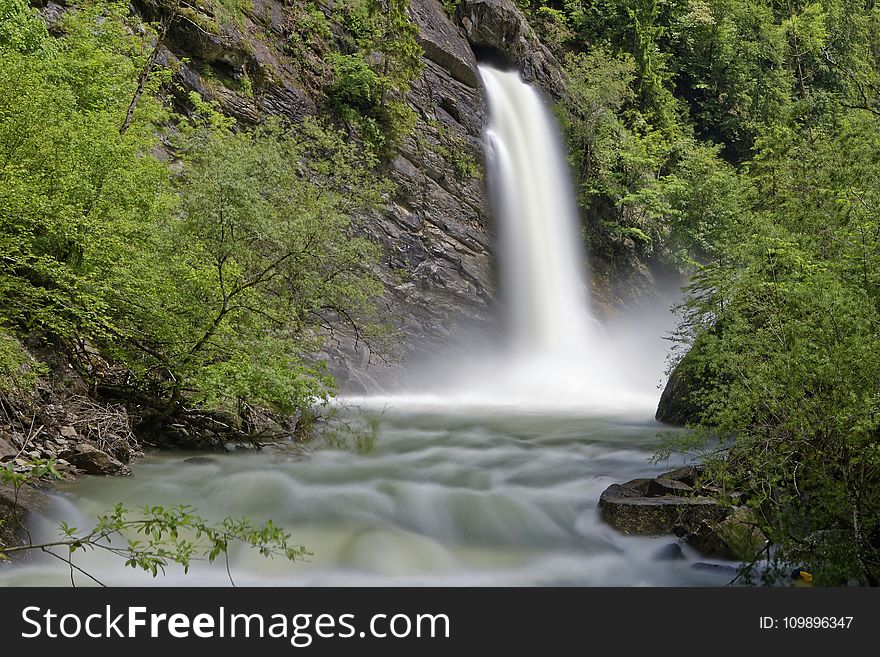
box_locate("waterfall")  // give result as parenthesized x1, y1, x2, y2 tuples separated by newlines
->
(344, 66, 668, 414)
(479, 65, 594, 356)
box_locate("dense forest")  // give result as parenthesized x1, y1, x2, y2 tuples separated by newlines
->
(1, 0, 879, 585)
(519, 1, 880, 583)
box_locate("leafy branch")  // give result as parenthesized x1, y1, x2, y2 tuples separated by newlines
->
(1, 461, 309, 586)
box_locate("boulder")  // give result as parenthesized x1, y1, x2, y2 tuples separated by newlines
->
(1, 483, 49, 550)
(683, 507, 767, 561)
(411, 0, 480, 88)
(0, 434, 17, 461)
(652, 542, 685, 561)
(691, 562, 739, 576)
(658, 465, 703, 488)
(61, 443, 131, 477)
(615, 477, 650, 495)
(182, 456, 217, 466)
(646, 477, 693, 497)
(656, 341, 718, 426)
(598, 482, 730, 536)
(656, 366, 699, 425)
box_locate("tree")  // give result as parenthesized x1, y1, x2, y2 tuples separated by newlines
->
(667, 111, 880, 586)
(101, 109, 389, 437)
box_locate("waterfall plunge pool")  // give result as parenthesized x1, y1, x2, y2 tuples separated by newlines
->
(0, 405, 737, 586)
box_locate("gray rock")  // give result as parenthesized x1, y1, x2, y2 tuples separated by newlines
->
(656, 366, 698, 425)
(620, 478, 652, 496)
(658, 465, 703, 488)
(598, 482, 730, 536)
(0, 435, 17, 461)
(646, 477, 694, 497)
(182, 456, 217, 465)
(652, 542, 685, 561)
(691, 562, 739, 576)
(61, 443, 131, 477)
(656, 345, 715, 426)
(683, 507, 767, 561)
(411, 0, 480, 88)
(456, 0, 564, 95)
(1, 483, 49, 550)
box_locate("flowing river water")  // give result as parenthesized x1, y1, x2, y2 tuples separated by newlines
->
(1, 405, 736, 586)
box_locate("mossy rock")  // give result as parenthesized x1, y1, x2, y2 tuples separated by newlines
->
(685, 507, 767, 561)
(598, 482, 730, 536)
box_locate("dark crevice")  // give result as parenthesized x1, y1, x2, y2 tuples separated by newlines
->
(471, 45, 512, 70)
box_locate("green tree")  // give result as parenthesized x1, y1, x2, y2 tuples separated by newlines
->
(102, 110, 388, 434)
(668, 111, 880, 586)
(1, 1, 392, 444)
(329, 0, 422, 156)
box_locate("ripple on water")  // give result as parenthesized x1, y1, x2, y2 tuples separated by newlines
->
(0, 407, 736, 587)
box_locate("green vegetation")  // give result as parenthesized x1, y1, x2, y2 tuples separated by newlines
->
(0, 0, 389, 442)
(4, 0, 879, 587)
(328, 0, 423, 157)
(535, 0, 880, 585)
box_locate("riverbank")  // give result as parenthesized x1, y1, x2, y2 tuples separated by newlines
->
(0, 339, 308, 553)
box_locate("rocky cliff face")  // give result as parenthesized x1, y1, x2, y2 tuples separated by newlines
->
(107, 0, 572, 391)
(456, 0, 564, 95)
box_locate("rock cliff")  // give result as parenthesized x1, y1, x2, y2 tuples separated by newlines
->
(113, 0, 574, 390)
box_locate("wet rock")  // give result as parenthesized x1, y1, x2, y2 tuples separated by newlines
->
(691, 562, 739, 576)
(656, 366, 700, 425)
(646, 477, 693, 497)
(1, 483, 49, 549)
(620, 478, 652, 496)
(598, 482, 730, 536)
(411, 0, 480, 88)
(182, 456, 217, 466)
(658, 465, 703, 488)
(61, 443, 131, 477)
(683, 507, 767, 561)
(656, 343, 718, 426)
(652, 542, 685, 561)
(456, 0, 564, 95)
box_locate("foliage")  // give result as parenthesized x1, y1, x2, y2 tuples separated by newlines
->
(542, 1, 880, 584)
(102, 109, 388, 422)
(0, 0, 49, 54)
(1, 460, 308, 585)
(0, 0, 170, 344)
(0, 1, 392, 440)
(328, 0, 422, 157)
(668, 113, 880, 585)
(442, 0, 461, 16)
(557, 47, 740, 266)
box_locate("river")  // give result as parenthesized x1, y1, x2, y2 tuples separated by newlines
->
(0, 403, 736, 586)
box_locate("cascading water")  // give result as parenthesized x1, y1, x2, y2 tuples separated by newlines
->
(479, 65, 593, 357)
(362, 66, 663, 413)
